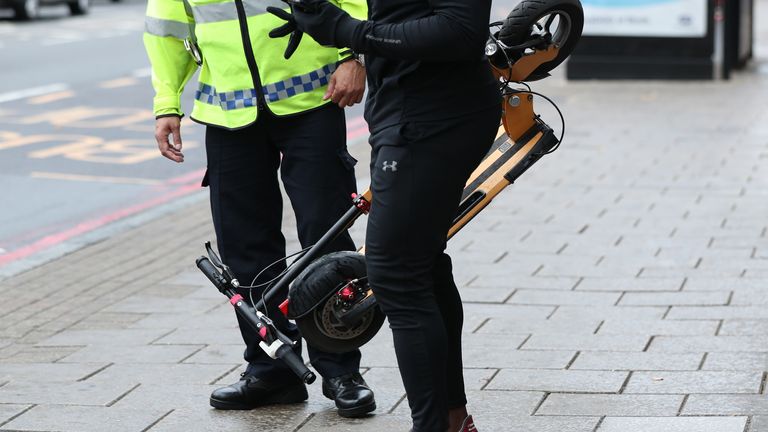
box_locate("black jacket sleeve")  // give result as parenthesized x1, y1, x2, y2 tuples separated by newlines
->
(337, 0, 492, 62)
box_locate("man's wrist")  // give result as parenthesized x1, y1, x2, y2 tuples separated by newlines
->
(155, 113, 183, 120)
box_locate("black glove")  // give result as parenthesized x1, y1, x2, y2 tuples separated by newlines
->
(269, 0, 361, 57)
(267, 6, 304, 59)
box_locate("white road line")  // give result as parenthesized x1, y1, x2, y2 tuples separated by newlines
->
(30, 172, 163, 186)
(132, 68, 152, 78)
(0, 84, 69, 104)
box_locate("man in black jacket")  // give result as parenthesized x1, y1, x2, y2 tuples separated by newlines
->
(271, 1, 501, 431)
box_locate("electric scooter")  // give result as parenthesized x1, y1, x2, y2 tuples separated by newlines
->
(196, 0, 584, 384)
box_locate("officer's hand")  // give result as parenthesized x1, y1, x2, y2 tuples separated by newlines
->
(325, 60, 365, 108)
(155, 116, 184, 163)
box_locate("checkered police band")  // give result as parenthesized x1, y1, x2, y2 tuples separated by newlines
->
(195, 63, 338, 110)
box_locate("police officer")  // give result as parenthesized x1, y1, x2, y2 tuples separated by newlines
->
(143, 0, 376, 418)
(270, 0, 500, 430)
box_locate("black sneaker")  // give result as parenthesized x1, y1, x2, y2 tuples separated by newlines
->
(210, 373, 308, 410)
(321, 372, 376, 418)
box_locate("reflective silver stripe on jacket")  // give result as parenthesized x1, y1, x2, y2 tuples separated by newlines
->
(244, 0, 285, 16)
(191, 0, 285, 24)
(145, 16, 190, 39)
(195, 63, 337, 109)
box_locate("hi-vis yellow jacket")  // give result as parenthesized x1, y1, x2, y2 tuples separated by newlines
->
(144, 0, 366, 130)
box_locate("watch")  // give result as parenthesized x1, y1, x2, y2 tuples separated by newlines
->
(354, 53, 365, 68)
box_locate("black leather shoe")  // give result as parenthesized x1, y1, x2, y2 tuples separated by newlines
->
(321, 372, 376, 418)
(210, 374, 308, 410)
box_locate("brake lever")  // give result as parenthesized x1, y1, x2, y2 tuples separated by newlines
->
(205, 241, 239, 286)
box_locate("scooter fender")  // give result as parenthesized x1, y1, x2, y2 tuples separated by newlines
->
(285, 251, 367, 320)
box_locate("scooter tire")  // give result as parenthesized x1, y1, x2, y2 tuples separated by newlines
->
(495, 0, 584, 77)
(292, 252, 386, 354)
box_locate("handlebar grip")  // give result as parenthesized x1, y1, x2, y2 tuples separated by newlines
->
(276, 345, 316, 384)
(196, 256, 227, 290)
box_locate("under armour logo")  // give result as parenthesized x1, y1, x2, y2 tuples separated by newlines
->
(382, 161, 398, 172)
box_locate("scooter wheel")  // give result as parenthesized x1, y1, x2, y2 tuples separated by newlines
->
(493, 0, 584, 77)
(293, 252, 386, 354)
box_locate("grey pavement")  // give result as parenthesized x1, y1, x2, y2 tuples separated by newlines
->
(2, 4, 768, 432)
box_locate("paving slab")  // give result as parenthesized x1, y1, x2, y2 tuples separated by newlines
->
(596, 319, 719, 336)
(153, 328, 247, 345)
(0, 362, 109, 383)
(619, 291, 731, 306)
(478, 415, 600, 432)
(141, 407, 315, 432)
(749, 415, 768, 432)
(486, 369, 628, 393)
(684, 394, 768, 416)
(731, 288, 768, 305)
(649, 335, 768, 353)
(35, 328, 173, 346)
(296, 412, 412, 432)
(84, 363, 238, 386)
(549, 306, 668, 321)
(463, 348, 577, 370)
(719, 320, 768, 336)
(0, 344, 80, 363)
(667, 306, 768, 320)
(1, 405, 168, 432)
(475, 316, 601, 335)
(58, 344, 206, 364)
(624, 371, 763, 394)
(0, 381, 138, 406)
(127, 307, 236, 330)
(0, 404, 31, 426)
(537, 394, 684, 417)
(521, 333, 650, 352)
(104, 296, 218, 315)
(684, 278, 767, 291)
(508, 289, 622, 306)
(703, 352, 768, 371)
(570, 352, 704, 371)
(180, 344, 244, 364)
(575, 277, 685, 292)
(597, 416, 748, 432)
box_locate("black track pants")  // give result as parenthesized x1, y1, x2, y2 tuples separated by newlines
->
(365, 106, 501, 432)
(204, 104, 362, 381)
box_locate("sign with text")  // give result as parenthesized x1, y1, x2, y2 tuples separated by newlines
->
(583, 0, 709, 37)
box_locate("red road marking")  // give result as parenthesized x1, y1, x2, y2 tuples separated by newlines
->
(0, 118, 371, 269)
(347, 115, 367, 129)
(346, 116, 369, 142)
(0, 173, 203, 268)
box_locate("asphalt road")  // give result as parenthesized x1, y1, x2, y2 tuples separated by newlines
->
(0, 0, 519, 276)
(1, 0, 205, 275)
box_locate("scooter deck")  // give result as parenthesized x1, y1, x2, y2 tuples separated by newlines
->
(449, 121, 557, 238)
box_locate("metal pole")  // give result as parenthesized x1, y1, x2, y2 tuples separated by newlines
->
(712, 0, 726, 79)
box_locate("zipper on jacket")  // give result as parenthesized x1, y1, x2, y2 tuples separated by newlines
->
(234, 0, 268, 111)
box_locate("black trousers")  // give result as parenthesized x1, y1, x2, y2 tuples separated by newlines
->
(205, 104, 362, 381)
(365, 107, 501, 432)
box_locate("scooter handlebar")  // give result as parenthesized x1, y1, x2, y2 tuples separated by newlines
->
(198, 255, 315, 384)
(196, 256, 228, 291)
(276, 344, 316, 384)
